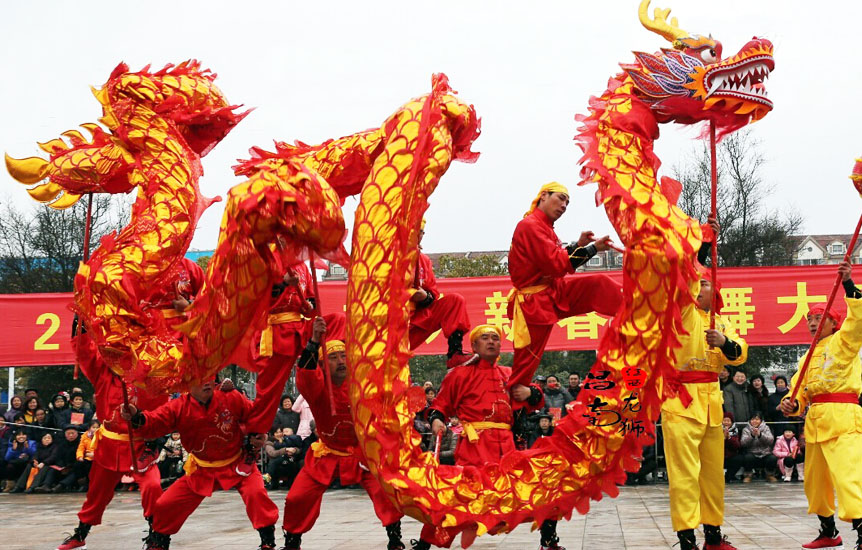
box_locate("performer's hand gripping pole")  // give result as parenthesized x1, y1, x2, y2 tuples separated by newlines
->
(309, 253, 337, 416)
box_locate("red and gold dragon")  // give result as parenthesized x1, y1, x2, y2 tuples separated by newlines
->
(6, 61, 348, 390)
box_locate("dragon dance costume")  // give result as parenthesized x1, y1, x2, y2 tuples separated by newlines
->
(282, 324, 404, 550)
(784, 278, 862, 550)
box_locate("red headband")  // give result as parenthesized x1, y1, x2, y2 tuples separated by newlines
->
(807, 305, 843, 331)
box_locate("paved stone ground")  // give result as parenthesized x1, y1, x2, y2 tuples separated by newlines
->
(2, 482, 856, 549)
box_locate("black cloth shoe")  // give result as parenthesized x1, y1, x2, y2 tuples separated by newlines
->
(539, 519, 566, 549)
(386, 521, 405, 550)
(281, 532, 301, 550)
(676, 529, 697, 550)
(410, 540, 431, 550)
(258, 525, 276, 550)
(145, 531, 171, 550)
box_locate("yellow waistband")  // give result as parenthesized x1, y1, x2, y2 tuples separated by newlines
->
(462, 421, 511, 443)
(506, 283, 550, 349)
(311, 440, 353, 457)
(90, 425, 129, 453)
(183, 450, 243, 476)
(259, 312, 304, 357)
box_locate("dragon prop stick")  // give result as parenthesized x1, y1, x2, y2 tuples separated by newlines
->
(790, 158, 862, 404)
(308, 254, 337, 416)
(709, 122, 719, 331)
(72, 193, 94, 380)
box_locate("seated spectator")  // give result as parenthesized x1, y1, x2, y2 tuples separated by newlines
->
(157, 431, 188, 484)
(723, 369, 755, 429)
(766, 375, 792, 434)
(3, 430, 35, 492)
(25, 408, 50, 440)
(273, 394, 300, 434)
(12, 431, 58, 493)
(4, 395, 23, 422)
(543, 375, 573, 419)
(48, 394, 69, 430)
(722, 412, 744, 483)
(528, 413, 555, 448)
(0, 417, 11, 450)
(567, 373, 581, 401)
(292, 394, 314, 438)
(62, 392, 94, 431)
(44, 425, 81, 493)
(773, 426, 804, 482)
(626, 442, 657, 486)
(448, 415, 463, 436)
(264, 427, 302, 490)
(740, 413, 778, 482)
(747, 374, 769, 418)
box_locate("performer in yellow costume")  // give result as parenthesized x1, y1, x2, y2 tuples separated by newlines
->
(780, 261, 862, 550)
(663, 223, 748, 550)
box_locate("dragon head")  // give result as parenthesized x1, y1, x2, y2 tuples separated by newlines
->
(97, 60, 249, 156)
(622, 0, 774, 131)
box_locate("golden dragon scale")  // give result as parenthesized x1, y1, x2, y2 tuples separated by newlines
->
(6, 61, 349, 391)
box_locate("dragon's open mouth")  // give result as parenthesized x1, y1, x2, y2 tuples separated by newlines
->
(705, 56, 774, 107)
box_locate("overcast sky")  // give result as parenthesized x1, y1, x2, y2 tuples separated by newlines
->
(2, 1, 860, 255)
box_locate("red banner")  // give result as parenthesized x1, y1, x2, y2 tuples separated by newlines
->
(1, 264, 856, 367)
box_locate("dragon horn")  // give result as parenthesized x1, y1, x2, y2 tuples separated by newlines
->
(638, 0, 690, 47)
(5, 153, 49, 184)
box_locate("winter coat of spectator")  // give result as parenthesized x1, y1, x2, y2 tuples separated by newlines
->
(76, 421, 99, 462)
(273, 395, 301, 434)
(13, 432, 58, 493)
(567, 374, 582, 401)
(264, 428, 303, 489)
(740, 414, 778, 481)
(24, 409, 50, 440)
(766, 375, 793, 433)
(21, 396, 41, 423)
(718, 366, 732, 390)
(542, 376, 573, 418)
(47, 394, 69, 429)
(291, 394, 314, 438)
(747, 375, 769, 417)
(2, 432, 35, 492)
(61, 393, 94, 431)
(437, 426, 459, 466)
(0, 418, 11, 450)
(44, 426, 82, 492)
(158, 432, 188, 481)
(626, 442, 657, 485)
(773, 427, 804, 481)
(722, 412, 744, 482)
(4, 395, 23, 422)
(528, 415, 555, 448)
(723, 370, 756, 428)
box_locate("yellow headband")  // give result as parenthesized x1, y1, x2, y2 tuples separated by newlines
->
(525, 181, 569, 218)
(469, 324, 503, 344)
(319, 340, 345, 359)
(420, 218, 427, 231)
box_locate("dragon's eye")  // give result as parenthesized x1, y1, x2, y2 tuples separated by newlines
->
(701, 48, 718, 63)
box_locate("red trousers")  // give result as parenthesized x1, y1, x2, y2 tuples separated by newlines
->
(282, 456, 402, 533)
(509, 275, 621, 391)
(78, 461, 162, 525)
(152, 468, 279, 535)
(409, 293, 470, 350)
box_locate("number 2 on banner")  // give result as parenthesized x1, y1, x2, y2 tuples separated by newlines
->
(34, 313, 61, 351)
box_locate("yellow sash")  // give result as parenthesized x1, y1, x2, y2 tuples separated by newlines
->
(183, 450, 243, 476)
(90, 425, 129, 453)
(506, 283, 549, 348)
(310, 440, 353, 458)
(259, 312, 303, 357)
(461, 421, 511, 443)
(161, 308, 184, 319)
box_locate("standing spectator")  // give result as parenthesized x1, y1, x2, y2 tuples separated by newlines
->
(448, 415, 463, 437)
(62, 392, 94, 431)
(773, 427, 804, 482)
(13, 431, 59, 493)
(273, 395, 300, 434)
(528, 413, 555, 448)
(723, 369, 755, 428)
(718, 366, 732, 390)
(23, 388, 40, 401)
(157, 432, 188, 484)
(69, 387, 93, 412)
(423, 381, 434, 390)
(533, 375, 548, 394)
(4, 395, 23, 422)
(766, 375, 792, 435)
(25, 408, 50, 440)
(424, 387, 436, 407)
(292, 394, 314, 439)
(264, 428, 302, 490)
(21, 396, 40, 423)
(542, 376, 573, 419)
(722, 412, 744, 483)
(567, 373, 581, 400)
(740, 413, 778, 482)
(747, 375, 769, 417)
(436, 420, 460, 466)
(0, 417, 11, 449)
(3, 431, 35, 492)
(48, 394, 70, 430)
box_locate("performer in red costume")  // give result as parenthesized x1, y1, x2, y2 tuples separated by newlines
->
(281, 315, 405, 550)
(507, 182, 622, 393)
(57, 257, 205, 550)
(123, 375, 286, 550)
(409, 219, 472, 365)
(411, 325, 560, 550)
(254, 261, 314, 367)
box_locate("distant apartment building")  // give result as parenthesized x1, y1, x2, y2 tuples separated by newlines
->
(791, 234, 862, 266)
